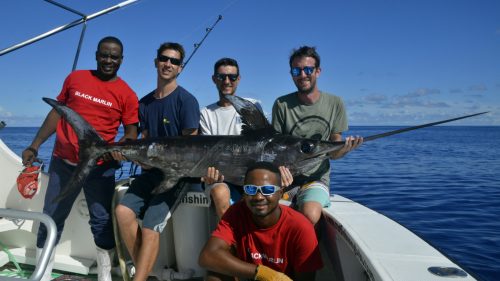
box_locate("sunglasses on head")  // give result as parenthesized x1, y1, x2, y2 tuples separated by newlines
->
(97, 53, 122, 61)
(290, 66, 315, 77)
(243, 184, 281, 196)
(215, 73, 239, 82)
(157, 55, 182, 66)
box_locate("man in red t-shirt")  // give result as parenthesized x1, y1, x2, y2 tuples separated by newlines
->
(21, 36, 139, 281)
(199, 162, 323, 281)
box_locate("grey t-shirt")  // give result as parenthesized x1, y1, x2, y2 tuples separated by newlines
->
(271, 91, 348, 186)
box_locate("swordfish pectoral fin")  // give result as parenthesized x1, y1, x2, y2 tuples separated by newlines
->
(150, 175, 192, 215)
(167, 180, 192, 215)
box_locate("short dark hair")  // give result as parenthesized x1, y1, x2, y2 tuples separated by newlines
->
(214, 57, 239, 75)
(289, 46, 320, 68)
(97, 36, 123, 54)
(157, 42, 185, 63)
(244, 162, 281, 186)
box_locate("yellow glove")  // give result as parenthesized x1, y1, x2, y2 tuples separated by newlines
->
(254, 265, 292, 281)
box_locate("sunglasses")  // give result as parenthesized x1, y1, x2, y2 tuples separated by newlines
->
(97, 53, 122, 61)
(215, 73, 239, 82)
(157, 55, 182, 66)
(243, 184, 281, 196)
(290, 66, 315, 77)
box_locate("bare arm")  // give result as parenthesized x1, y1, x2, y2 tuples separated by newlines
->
(182, 128, 198, 136)
(110, 123, 138, 161)
(22, 109, 60, 166)
(329, 133, 363, 160)
(117, 123, 138, 142)
(198, 237, 257, 279)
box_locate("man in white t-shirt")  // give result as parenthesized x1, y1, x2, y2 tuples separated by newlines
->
(199, 58, 263, 218)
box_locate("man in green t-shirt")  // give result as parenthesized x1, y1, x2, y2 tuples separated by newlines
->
(272, 46, 363, 225)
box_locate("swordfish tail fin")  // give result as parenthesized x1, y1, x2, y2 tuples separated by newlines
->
(363, 112, 489, 142)
(43, 97, 107, 202)
(42, 98, 106, 145)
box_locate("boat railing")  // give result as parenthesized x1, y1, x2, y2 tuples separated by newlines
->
(0, 209, 57, 281)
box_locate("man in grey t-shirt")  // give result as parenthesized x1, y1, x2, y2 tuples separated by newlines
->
(272, 46, 363, 225)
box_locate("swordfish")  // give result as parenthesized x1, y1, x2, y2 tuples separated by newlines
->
(42, 95, 487, 202)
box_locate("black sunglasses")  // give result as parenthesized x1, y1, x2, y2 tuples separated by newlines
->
(215, 73, 239, 82)
(157, 55, 182, 66)
(290, 66, 315, 77)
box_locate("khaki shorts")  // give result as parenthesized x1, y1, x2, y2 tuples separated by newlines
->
(292, 181, 331, 208)
(203, 182, 242, 205)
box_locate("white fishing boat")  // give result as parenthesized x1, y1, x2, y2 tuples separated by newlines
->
(0, 136, 478, 281)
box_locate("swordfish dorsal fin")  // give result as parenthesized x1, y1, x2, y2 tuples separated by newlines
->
(224, 95, 275, 135)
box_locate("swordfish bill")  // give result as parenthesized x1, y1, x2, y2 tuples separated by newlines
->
(42, 96, 487, 203)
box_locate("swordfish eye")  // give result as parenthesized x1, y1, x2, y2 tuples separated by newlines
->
(300, 140, 316, 154)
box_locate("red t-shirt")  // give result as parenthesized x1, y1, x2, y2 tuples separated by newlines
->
(212, 201, 323, 278)
(53, 70, 139, 163)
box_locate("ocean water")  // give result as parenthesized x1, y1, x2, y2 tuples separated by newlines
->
(1, 126, 499, 281)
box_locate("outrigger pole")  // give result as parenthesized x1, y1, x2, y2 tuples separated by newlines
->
(0, 0, 140, 70)
(179, 15, 223, 76)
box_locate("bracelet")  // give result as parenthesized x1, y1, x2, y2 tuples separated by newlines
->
(26, 147, 38, 157)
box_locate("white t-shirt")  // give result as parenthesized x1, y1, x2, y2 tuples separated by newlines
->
(199, 97, 263, 135)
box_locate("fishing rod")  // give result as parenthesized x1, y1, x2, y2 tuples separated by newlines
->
(129, 14, 223, 177)
(0, 0, 140, 70)
(178, 15, 223, 76)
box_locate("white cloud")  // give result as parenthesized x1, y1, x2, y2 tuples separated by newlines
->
(364, 94, 388, 103)
(383, 98, 450, 109)
(0, 106, 13, 118)
(404, 88, 440, 98)
(467, 84, 487, 92)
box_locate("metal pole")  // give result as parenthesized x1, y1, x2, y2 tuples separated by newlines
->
(0, 0, 140, 57)
(72, 21, 88, 71)
(0, 209, 57, 281)
(44, 0, 86, 17)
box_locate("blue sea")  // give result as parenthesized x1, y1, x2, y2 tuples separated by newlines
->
(1, 126, 499, 281)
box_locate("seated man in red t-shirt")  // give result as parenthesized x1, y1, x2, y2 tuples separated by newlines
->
(199, 162, 323, 281)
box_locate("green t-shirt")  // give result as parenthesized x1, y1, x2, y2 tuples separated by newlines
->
(271, 91, 348, 186)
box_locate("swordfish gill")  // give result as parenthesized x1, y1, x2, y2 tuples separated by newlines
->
(42, 95, 487, 202)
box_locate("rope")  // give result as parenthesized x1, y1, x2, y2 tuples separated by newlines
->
(0, 240, 27, 277)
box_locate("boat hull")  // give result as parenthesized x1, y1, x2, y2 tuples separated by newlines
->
(0, 138, 477, 280)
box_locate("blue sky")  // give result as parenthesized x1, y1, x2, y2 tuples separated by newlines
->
(1, 0, 499, 126)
